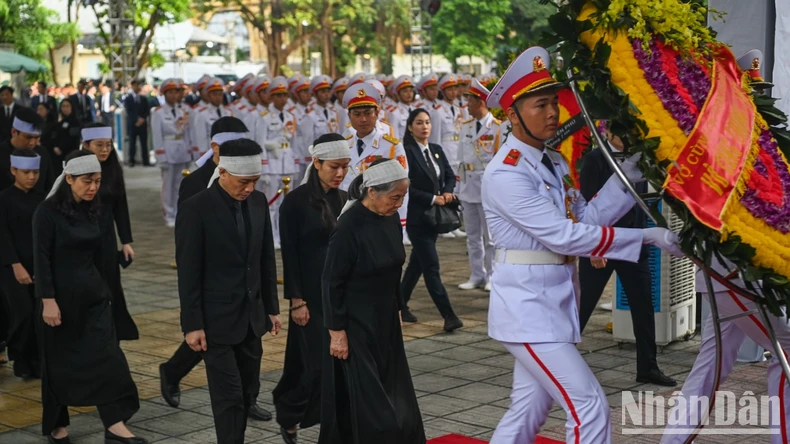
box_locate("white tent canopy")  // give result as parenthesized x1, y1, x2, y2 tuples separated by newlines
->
(153, 21, 229, 53)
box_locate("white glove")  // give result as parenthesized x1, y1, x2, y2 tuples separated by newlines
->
(642, 227, 684, 258)
(264, 141, 281, 159)
(619, 152, 646, 184)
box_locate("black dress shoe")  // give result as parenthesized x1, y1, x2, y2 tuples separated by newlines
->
(280, 426, 298, 444)
(248, 404, 272, 421)
(47, 435, 71, 444)
(443, 315, 464, 333)
(159, 364, 181, 408)
(105, 430, 148, 444)
(13, 360, 31, 379)
(401, 309, 418, 323)
(636, 368, 677, 387)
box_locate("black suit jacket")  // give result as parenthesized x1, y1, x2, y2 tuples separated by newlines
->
(177, 158, 216, 208)
(0, 101, 21, 142)
(579, 147, 647, 229)
(68, 93, 96, 123)
(175, 182, 279, 345)
(123, 93, 150, 129)
(404, 140, 455, 226)
(31, 95, 57, 113)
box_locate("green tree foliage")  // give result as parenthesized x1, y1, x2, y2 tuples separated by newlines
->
(90, 0, 192, 76)
(431, 0, 510, 72)
(495, 0, 555, 71)
(0, 0, 80, 80)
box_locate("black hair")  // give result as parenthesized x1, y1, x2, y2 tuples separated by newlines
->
(38, 81, 48, 88)
(219, 138, 262, 156)
(306, 133, 347, 230)
(211, 116, 249, 138)
(51, 150, 101, 223)
(13, 107, 43, 132)
(11, 148, 37, 158)
(82, 122, 126, 199)
(0, 85, 14, 94)
(402, 107, 431, 145)
(348, 158, 407, 201)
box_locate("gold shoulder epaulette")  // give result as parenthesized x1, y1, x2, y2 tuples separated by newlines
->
(462, 118, 474, 124)
(260, 110, 269, 117)
(382, 133, 400, 145)
(493, 118, 502, 125)
(345, 134, 353, 140)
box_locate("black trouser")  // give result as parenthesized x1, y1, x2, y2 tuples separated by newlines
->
(42, 390, 139, 436)
(162, 340, 203, 382)
(578, 250, 658, 374)
(101, 112, 114, 128)
(0, 268, 38, 365)
(401, 224, 456, 319)
(203, 327, 263, 444)
(128, 126, 149, 165)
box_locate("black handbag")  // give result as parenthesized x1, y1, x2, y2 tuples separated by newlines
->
(423, 199, 462, 234)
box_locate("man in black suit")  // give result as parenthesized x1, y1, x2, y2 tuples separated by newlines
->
(160, 117, 274, 421)
(176, 138, 281, 444)
(69, 79, 96, 125)
(98, 82, 115, 127)
(399, 111, 463, 332)
(0, 85, 20, 142)
(123, 79, 151, 167)
(30, 82, 57, 115)
(577, 133, 676, 387)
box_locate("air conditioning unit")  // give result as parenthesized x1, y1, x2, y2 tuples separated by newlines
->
(612, 201, 697, 346)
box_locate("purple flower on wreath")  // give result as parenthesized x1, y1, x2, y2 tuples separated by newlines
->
(740, 129, 790, 233)
(676, 55, 711, 112)
(632, 37, 697, 135)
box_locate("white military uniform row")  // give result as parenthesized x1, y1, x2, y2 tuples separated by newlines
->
(151, 78, 192, 227)
(190, 78, 234, 157)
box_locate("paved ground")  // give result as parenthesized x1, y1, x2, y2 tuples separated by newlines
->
(0, 166, 775, 443)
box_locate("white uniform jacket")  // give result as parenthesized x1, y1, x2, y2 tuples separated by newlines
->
(191, 103, 233, 157)
(482, 136, 645, 344)
(428, 100, 463, 169)
(151, 103, 192, 165)
(458, 112, 501, 204)
(258, 105, 298, 176)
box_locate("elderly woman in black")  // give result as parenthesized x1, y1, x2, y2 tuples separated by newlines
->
(80, 123, 138, 340)
(319, 159, 426, 444)
(273, 133, 351, 443)
(33, 150, 145, 444)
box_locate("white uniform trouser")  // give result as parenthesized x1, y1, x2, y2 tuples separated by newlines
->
(661, 291, 790, 443)
(267, 173, 294, 245)
(161, 162, 190, 224)
(461, 201, 492, 283)
(492, 342, 611, 444)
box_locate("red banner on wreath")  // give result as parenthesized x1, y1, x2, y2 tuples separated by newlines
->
(664, 47, 755, 230)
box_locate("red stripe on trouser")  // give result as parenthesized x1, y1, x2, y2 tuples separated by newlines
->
(727, 291, 788, 443)
(524, 344, 581, 444)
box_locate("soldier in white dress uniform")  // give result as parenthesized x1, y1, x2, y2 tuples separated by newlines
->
(332, 77, 349, 131)
(415, 72, 440, 110)
(457, 74, 471, 120)
(457, 78, 501, 292)
(229, 73, 254, 115)
(191, 78, 233, 158)
(257, 77, 298, 249)
(151, 78, 192, 227)
(307, 75, 341, 145)
(187, 75, 212, 159)
(242, 76, 271, 134)
(661, 49, 790, 444)
(288, 77, 313, 179)
(387, 75, 418, 140)
(339, 82, 409, 230)
(482, 47, 683, 444)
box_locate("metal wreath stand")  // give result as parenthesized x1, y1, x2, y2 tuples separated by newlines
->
(566, 70, 790, 443)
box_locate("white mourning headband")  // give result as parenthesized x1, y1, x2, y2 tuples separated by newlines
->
(195, 149, 214, 167)
(207, 154, 262, 188)
(82, 126, 113, 141)
(12, 117, 41, 136)
(362, 159, 408, 188)
(212, 132, 249, 145)
(10, 154, 41, 170)
(47, 155, 102, 199)
(299, 140, 351, 185)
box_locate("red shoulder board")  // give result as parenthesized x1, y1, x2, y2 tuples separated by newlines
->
(503, 149, 521, 166)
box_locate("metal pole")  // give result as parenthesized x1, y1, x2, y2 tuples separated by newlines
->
(566, 70, 661, 226)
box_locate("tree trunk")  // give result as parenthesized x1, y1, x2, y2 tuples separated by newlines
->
(69, 1, 80, 85)
(49, 47, 59, 86)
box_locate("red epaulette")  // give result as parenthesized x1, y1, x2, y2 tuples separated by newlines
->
(503, 149, 521, 166)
